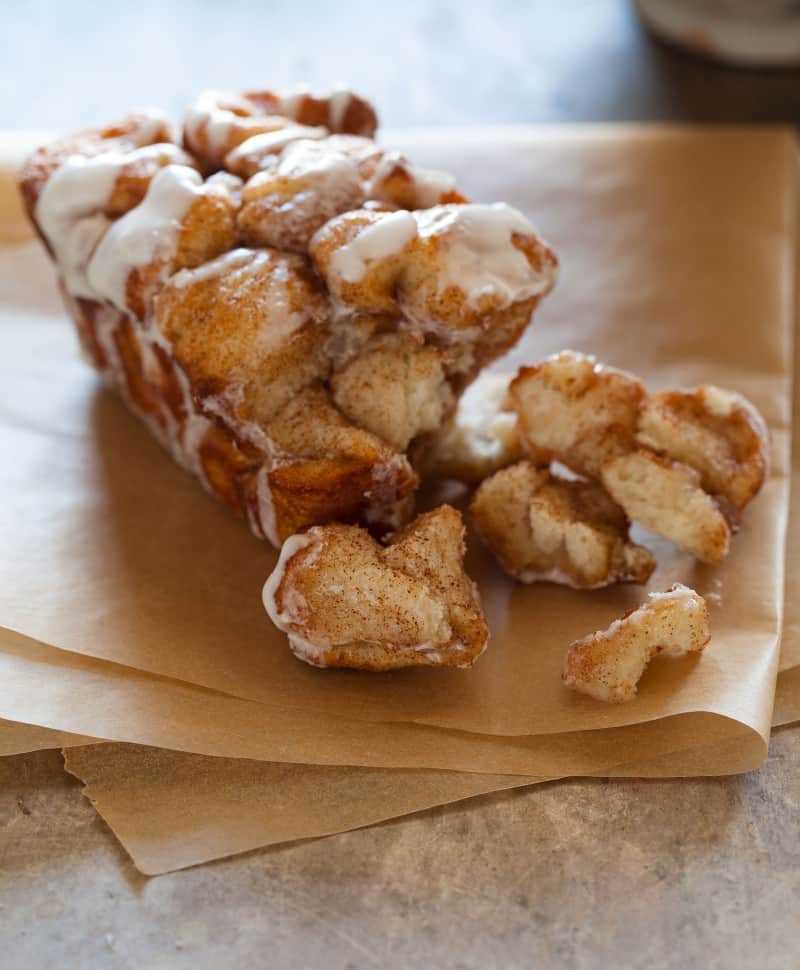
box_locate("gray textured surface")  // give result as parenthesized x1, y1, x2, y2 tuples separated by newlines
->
(1, 735, 798, 970)
(2, 1, 800, 966)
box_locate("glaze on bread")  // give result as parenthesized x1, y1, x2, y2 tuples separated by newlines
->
(20, 88, 557, 546)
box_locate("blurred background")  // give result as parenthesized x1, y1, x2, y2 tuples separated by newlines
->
(2, 0, 799, 130)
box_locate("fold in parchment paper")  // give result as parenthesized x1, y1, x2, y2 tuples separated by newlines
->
(0, 627, 768, 775)
(0, 128, 793, 757)
(60, 735, 775, 876)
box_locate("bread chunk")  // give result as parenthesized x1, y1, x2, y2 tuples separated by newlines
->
(509, 351, 645, 479)
(637, 385, 768, 511)
(416, 373, 522, 485)
(563, 584, 710, 703)
(263, 506, 488, 670)
(471, 462, 655, 588)
(601, 450, 731, 566)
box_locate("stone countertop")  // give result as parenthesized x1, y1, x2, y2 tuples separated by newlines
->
(1, 733, 798, 970)
(1, 2, 798, 967)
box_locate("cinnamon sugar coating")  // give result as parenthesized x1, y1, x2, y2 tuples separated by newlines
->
(563, 584, 710, 703)
(508, 351, 768, 566)
(20, 87, 557, 547)
(263, 505, 488, 670)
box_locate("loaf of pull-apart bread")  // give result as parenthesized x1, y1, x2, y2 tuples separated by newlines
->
(19, 87, 558, 545)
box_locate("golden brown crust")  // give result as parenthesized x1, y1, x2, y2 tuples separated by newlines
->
(237, 141, 366, 252)
(265, 383, 418, 541)
(263, 505, 488, 670)
(470, 461, 655, 589)
(247, 89, 378, 139)
(154, 248, 331, 427)
(20, 92, 558, 551)
(637, 385, 769, 511)
(310, 204, 558, 382)
(563, 584, 711, 703)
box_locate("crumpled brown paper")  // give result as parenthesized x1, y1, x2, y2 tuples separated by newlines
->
(1, 125, 798, 873)
(0, 127, 793, 748)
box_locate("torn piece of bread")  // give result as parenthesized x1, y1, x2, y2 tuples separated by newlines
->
(507, 350, 769, 564)
(263, 505, 488, 670)
(415, 372, 522, 485)
(637, 385, 769, 511)
(509, 351, 645, 478)
(601, 449, 731, 565)
(470, 461, 655, 588)
(331, 333, 454, 452)
(563, 584, 710, 703)
(264, 382, 418, 540)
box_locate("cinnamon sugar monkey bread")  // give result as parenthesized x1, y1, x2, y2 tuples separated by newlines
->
(20, 86, 559, 546)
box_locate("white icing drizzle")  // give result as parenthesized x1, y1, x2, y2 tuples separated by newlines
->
(36, 143, 188, 300)
(185, 90, 241, 157)
(168, 361, 214, 486)
(416, 203, 554, 308)
(368, 152, 456, 208)
(329, 210, 417, 283)
(262, 532, 316, 631)
(226, 124, 327, 166)
(702, 386, 737, 417)
(92, 304, 124, 373)
(129, 108, 172, 144)
(275, 88, 309, 120)
(328, 88, 355, 130)
(87, 165, 203, 312)
(275, 85, 356, 131)
(137, 331, 164, 384)
(254, 465, 279, 545)
(180, 412, 213, 473)
(278, 138, 357, 179)
(286, 634, 331, 667)
(408, 164, 456, 207)
(325, 203, 554, 315)
(170, 247, 255, 288)
(648, 584, 699, 605)
(35, 155, 120, 298)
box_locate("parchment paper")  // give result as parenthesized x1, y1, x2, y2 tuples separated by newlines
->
(0, 127, 793, 751)
(60, 737, 760, 876)
(0, 626, 765, 775)
(1, 125, 797, 875)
